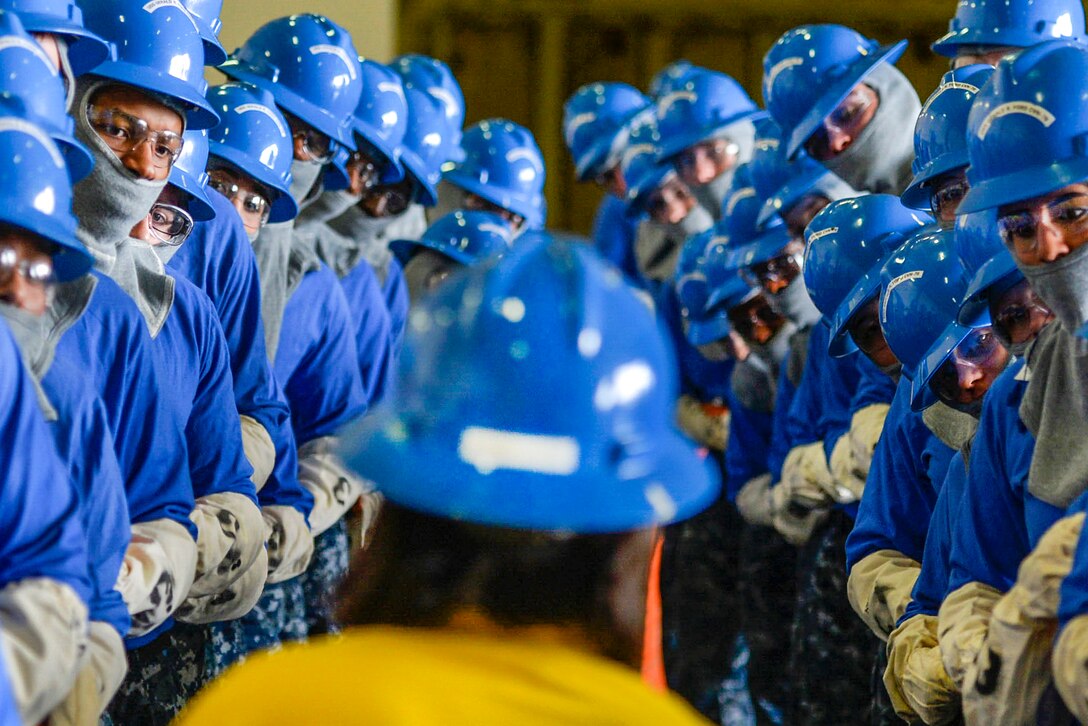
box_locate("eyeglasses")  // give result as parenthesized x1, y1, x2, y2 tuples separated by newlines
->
(998, 193, 1088, 263)
(593, 165, 623, 189)
(87, 106, 184, 169)
(0, 245, 55, 290)
(675, 139, 740, 177)
(464, 193, 523, 227)
(804, 85, 875, 161)
(207, 170, 272, 223)
(285, 116, 334, 162)
(646, 180, 694, 222)
(363, 181, 413, 217)
(727, 295, 785, 344)
(927, 327, 1007, 404)
(989, 280, 1053, 348)
(146, 203, 194, 246)
(742, 251, 802, 288)
(845, 300, 886, 358)
(345, 150, 380, 192)
(930, 177, 969, 224)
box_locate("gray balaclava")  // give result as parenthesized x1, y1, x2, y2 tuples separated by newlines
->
(403, 248, 458, 303)
(72, 78, 176, 337)
(821, 63, 920, 196)
(767, 275, 822, 329)
(634, 200, 714, 284)
(251, 158, 323, 361)
(0, 303, 58, 419)
(690, 120, 758, 220)
(731, 319, 797, 413)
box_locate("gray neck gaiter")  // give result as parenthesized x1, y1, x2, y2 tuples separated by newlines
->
(324, 205, 397, 281)
(72, 80, 174, 336)
(822, 64, 920, 195)
(635, 205, 714, 283)
(767, 277, 823, 328)
(290, 159, 324, 213)
(0, 304, 58, 419)
(252, 220, 293, 363)
(1015, 242, 1088, 333)
(1020, 321, 1088, 508)
(296, 189, 360, 229)
(404, 248, 458, 304)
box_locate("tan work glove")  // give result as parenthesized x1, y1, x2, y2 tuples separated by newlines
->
(829, 434, 866, 504)
(239, 414, 275, 492)
(938, 581, 1002, 690)
(262, 505, 314, 584)
(780, 441, 834, 509)
(771, 482, 829, 546)
(849, 403, 890, 479)
(884, 613, 961, 725)
(48, 621, 127, 726)
(736, 474, 774, 527)
(847, 549, 921, 640)
(961, 513, 1083, 726)
(676, 394, 730, 452)
(1053, 613, 1088, 724)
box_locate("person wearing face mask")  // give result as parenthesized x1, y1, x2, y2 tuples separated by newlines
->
(0, 0, 110, 111)
(931, 0, 1086, 69)
(72, 3, 274, 720)
(391, 210, 512, 302)
(292, 60, 405, 403)
(654, 68, 763, 220)
(387, 53, 466, 238)
(763, 24, 921, 196)
(901, 65, 994, 230)
(932, 41, 1088, 723)
(220, 15, 370, 640)
(563, 82, 649, 282)
(622, 114, 712, 296)
(0, 114, 127, 726)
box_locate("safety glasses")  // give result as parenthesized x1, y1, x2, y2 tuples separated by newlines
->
(804, 85, 875, 161)
(727, 294, 785, 345)
(998, 193, 1088, 263)
(989, 279, 1053, 348)
(674, 138, 740, 179)
(284, 113, 334, 163)
(345, 149, 380, 193)
(645, 178, 694, 223)
(742, 251, 802, 289)
(146, 203, 194, 246)
(363, 179, 413, 217)
(929, 176, 969, 226)
(0, 245, 55, 291)
(927, 327, 1007, 404)
(87, 106, 184, 169)
(207, 170, 272, 224)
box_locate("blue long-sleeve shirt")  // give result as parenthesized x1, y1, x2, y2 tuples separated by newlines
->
(845, 378, 956, 573)
(41, 356, 131, 637)
(591, 194, 641, 283)
(168, 191, 312, 517)
(337, 257, 396, 404)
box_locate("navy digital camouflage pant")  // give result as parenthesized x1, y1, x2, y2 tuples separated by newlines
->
(299, 517, 350, 636)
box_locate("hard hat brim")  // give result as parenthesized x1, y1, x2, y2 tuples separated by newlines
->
(959, 156, 1088, 213)
(957, 252, 1022, 326)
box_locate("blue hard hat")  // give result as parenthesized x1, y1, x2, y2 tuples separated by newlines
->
(563, 82, 650, 181)
(443, 118, 546, 225)
(648, 60, 699, 99)
(324, 59, 409, 191)
(0, 0, 110, 75)
(77, 0, 218, 130)
(932, 0, 1086, 58)
(390, 210, 511, 266)
(620, 111, 671, 214)
(338, 231, 721, 533)
(960, 40, 1088, 214)
(167, 128, 213, 222)
(678, 223, 756, 346)
(399, 85, 449, 207)
(206, 82, 298, 224)
(763, 24, 907, 160)
(674, 227, 714, 320)
(220, 14, 362, 149)
(955, 208, 1022, 325)
(0, 10, 91, 181)
(901, 65, 993, 210)
(879, 227, 986, 410)
(0, 113, 91, 281)
(803, 195, 933, 357)
(390, 53, 465, 163)
(655, 69, 762, 163)
(181, 0, 224, 66)
(747, 120, 837, 226)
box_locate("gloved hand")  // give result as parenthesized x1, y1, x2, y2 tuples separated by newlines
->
(884, 614, 960, 725)
(240, 415, 275, 492)
(175, 547, 268, 625)
(849, 403, 890, 479)
(847, 549, 920, 639)
(263, 505, 314, 584)
(0, 577, 89, 724)
(829, 434, 866, 504)
(118, 518, 199, 637)
(298, 436, 364, 536)
(356, 483, 383, 549)
(676, 394, 730, 452)
(961, 513, 1083, 726)
(780, 441, 835, 509)
(770, 482, 829, 546)
(48, 621, 127, 726)
(736, 474, 774, 527)
(1053, 613, 1088, 724)
(937, 581, 1002, 689)
(188, 492, 266, 598)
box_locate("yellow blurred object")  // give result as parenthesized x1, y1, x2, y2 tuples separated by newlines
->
(1053, 614, 1088, 724)
(175, 626, 712, 725)
(676, 394, 729, 452)
(847, 549, 920, 640)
